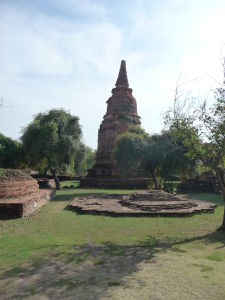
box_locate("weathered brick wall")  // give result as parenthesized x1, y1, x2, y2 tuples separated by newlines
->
(22, 189, 55, 217)
(80, 178, 150, 189)
(0, 189, 55, 218)
(0, 180, 39, 199)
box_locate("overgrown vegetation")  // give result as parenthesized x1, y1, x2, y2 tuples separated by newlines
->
(0, 133, 26, 169)
(74, 144, 96, 176)
(113, 126, 196, 190)
(165, 76, 225, 230)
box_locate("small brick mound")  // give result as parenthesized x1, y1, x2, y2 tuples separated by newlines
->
(0, 169, 55, 218)
(69, 190, 216, 217)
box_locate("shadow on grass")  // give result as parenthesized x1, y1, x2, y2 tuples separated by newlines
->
(0, 231, 224, 299)
(53, 188, 132, 202)
(53, 191, 111, 202)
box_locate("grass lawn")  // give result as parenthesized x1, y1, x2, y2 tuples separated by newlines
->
(0, 183, 224, 299)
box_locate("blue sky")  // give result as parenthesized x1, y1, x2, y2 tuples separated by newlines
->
(0, 0, 225, 148)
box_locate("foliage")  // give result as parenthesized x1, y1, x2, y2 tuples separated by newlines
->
(21, 109, 82, 189)
(0, 168, 4, 177)
(113, 126, 148, 177)
(113, 126, 196, 188)
(0, 133, 27, 169)
(164, 78, 225, 230)
(144, 131, 196, 188)
(160, 130, 197, 182)
(74, 144, 96, 176)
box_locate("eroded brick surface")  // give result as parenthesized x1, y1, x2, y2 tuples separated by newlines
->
(70, 191, 217, 217)
(0, 180, 39, 198)
(0, 169, 55, 218)
(81, 60, 150, 188)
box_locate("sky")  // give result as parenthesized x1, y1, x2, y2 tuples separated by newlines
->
(0, 0, 225, 149)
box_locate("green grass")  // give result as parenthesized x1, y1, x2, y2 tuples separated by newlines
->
(61, 180, 80, 188)
(0, 186, 224, 299)
(0, 168, 4, 177)
(188, 192, 224, 205)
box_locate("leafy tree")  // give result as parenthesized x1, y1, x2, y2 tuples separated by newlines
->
(0, 133, 26, 168)
(165, 79, 225, 231)
(113, 126, 149, 177)
(144, 132, 172, 189)
(142, 131, 195, 189)
(74, 144, 96, 176)
(22, 109, 82, 190)
(161, 130, 197, 183)
(114, 126, 196, 189)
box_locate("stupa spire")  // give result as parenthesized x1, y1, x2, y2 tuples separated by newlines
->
(115, 60, 129, 87)
(80, 58, 147, 189)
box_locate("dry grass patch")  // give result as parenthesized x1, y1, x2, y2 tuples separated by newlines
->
(0, 187, 224, 299)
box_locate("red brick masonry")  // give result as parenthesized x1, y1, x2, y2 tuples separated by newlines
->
(0, 179, 39, 198)
(0, 179, 55, 218)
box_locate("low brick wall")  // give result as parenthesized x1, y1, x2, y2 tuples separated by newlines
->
(0, 170, 56, 218)
(22, 189, 55, 217)
(80, 178, 150, 189)
(0, 189, 55, 218)
(0, 180, 39, 198)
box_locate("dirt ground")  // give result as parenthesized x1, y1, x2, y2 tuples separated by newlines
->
(0, 240, 225, 300)
(0, 189, 224, 300)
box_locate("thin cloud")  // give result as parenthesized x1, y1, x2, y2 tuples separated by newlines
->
(0, 0, 225, 148)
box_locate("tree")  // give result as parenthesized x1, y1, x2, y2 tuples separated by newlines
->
(114, 126, 196, 189)
(74, 144, 96, 176)
(113, 126, 149, 177)
(0, 133, 26, 169)
(165, 78, 225, 231)
(22, 109, 82, 190)
(144, 132, 170, 189)
(160, 130, 197, 183)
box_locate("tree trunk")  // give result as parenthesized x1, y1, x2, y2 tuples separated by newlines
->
(50, 168, 61, 190)
(217, 171, 225, 231)
(151, 170, 158, 190)
(43, 168, 48, 176)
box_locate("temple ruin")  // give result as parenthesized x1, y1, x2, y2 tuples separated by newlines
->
(80, 60, 150, 188)
(0, 169, 55, 218)
(70, 190, 217, 217)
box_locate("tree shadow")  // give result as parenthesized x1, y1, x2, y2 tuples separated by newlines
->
(52, 189, 132, 202)
(0, 230, 224, 299)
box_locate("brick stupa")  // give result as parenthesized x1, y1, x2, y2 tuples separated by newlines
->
(80, 60, 150, 188)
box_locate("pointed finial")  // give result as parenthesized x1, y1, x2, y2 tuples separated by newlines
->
(115, 60, 129, 87)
